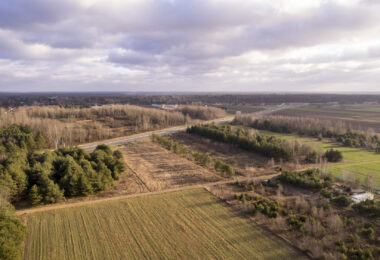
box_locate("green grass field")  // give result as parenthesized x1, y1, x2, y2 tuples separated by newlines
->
(23, 189, 304, 260)
(259, 130, 380, 187)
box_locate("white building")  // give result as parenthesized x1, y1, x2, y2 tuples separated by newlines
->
(351, 192, 374, 203)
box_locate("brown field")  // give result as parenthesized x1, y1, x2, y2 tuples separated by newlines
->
(121, 141, 222, 191)
(170, 132, 273, 177)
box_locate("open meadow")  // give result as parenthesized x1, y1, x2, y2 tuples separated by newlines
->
(23, 189, 305, 260)
(258, 130, 380, 187)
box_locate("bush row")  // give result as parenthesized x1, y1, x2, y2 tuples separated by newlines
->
(151, 134, 235, 177)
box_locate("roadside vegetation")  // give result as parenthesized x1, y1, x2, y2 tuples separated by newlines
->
(152, 134, 235, 177)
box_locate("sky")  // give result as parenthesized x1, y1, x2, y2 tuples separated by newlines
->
(0, 0, 380, 93)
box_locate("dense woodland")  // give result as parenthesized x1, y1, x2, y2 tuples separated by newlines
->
(235, 115, 380, 151)
(0, 125, 125, 204)
(187, 124, 323, 162)
(0, 105, 224, 148)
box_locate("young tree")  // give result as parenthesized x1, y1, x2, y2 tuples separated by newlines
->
(28, 185, 42, 205)
(366, 173, 377, 192)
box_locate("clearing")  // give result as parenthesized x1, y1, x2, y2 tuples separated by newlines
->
(23, 189, 305, 260)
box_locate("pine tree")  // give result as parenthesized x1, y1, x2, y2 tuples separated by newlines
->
(28, 185, 42, 205)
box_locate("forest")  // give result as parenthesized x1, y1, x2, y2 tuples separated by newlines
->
(234, 115, 380, 151)
(0, 125, 125, 204)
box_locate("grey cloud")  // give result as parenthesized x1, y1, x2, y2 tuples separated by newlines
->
(0, 0, 380, 92)
(0, 0, 79, 29)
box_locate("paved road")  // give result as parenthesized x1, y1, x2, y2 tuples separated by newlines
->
(79, 103, 306, 150)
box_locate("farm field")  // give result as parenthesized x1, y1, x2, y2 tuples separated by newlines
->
(275, 103, 380, 132)
(121, 141, 221, 191)
(23, 189, 305, 260)
(258, 130, 380, 187)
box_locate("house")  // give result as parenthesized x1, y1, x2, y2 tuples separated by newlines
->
(351, 191, 374, 203)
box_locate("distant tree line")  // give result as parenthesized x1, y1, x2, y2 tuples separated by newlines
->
(3, 93, 380, 107)
(151, 134, 235, 177)
(234, 115, 380, 152)
(186, 124, 322, 162)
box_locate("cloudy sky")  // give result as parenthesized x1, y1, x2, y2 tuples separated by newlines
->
(0, 0, 379, 92)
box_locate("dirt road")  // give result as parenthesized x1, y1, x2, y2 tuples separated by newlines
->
(16, 174, 279, 216)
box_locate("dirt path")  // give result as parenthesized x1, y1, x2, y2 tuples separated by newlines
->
(16, 174, 279, 216)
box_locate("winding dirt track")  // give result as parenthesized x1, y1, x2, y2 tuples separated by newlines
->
(16, 174, 279, 216)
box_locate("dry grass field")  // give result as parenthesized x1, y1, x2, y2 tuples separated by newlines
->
(23, 189, 305, 260)
(170, 132, 272, 177)
(121, 141, 222, 191)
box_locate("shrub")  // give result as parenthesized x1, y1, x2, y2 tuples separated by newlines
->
(252, 197, 279, 218)
(361, 227, 375, 241)
(324, 149, 343, 162)
(352, 200, 380, 218)
(287, 215, 306, 232)
(332, 194, 352, 207)
(279, 169, 332, 190)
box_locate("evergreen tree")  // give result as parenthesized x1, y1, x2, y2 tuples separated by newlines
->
(28, 185, 42, 205)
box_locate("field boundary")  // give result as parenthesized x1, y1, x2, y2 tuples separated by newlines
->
(16, 174, 279, 216)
